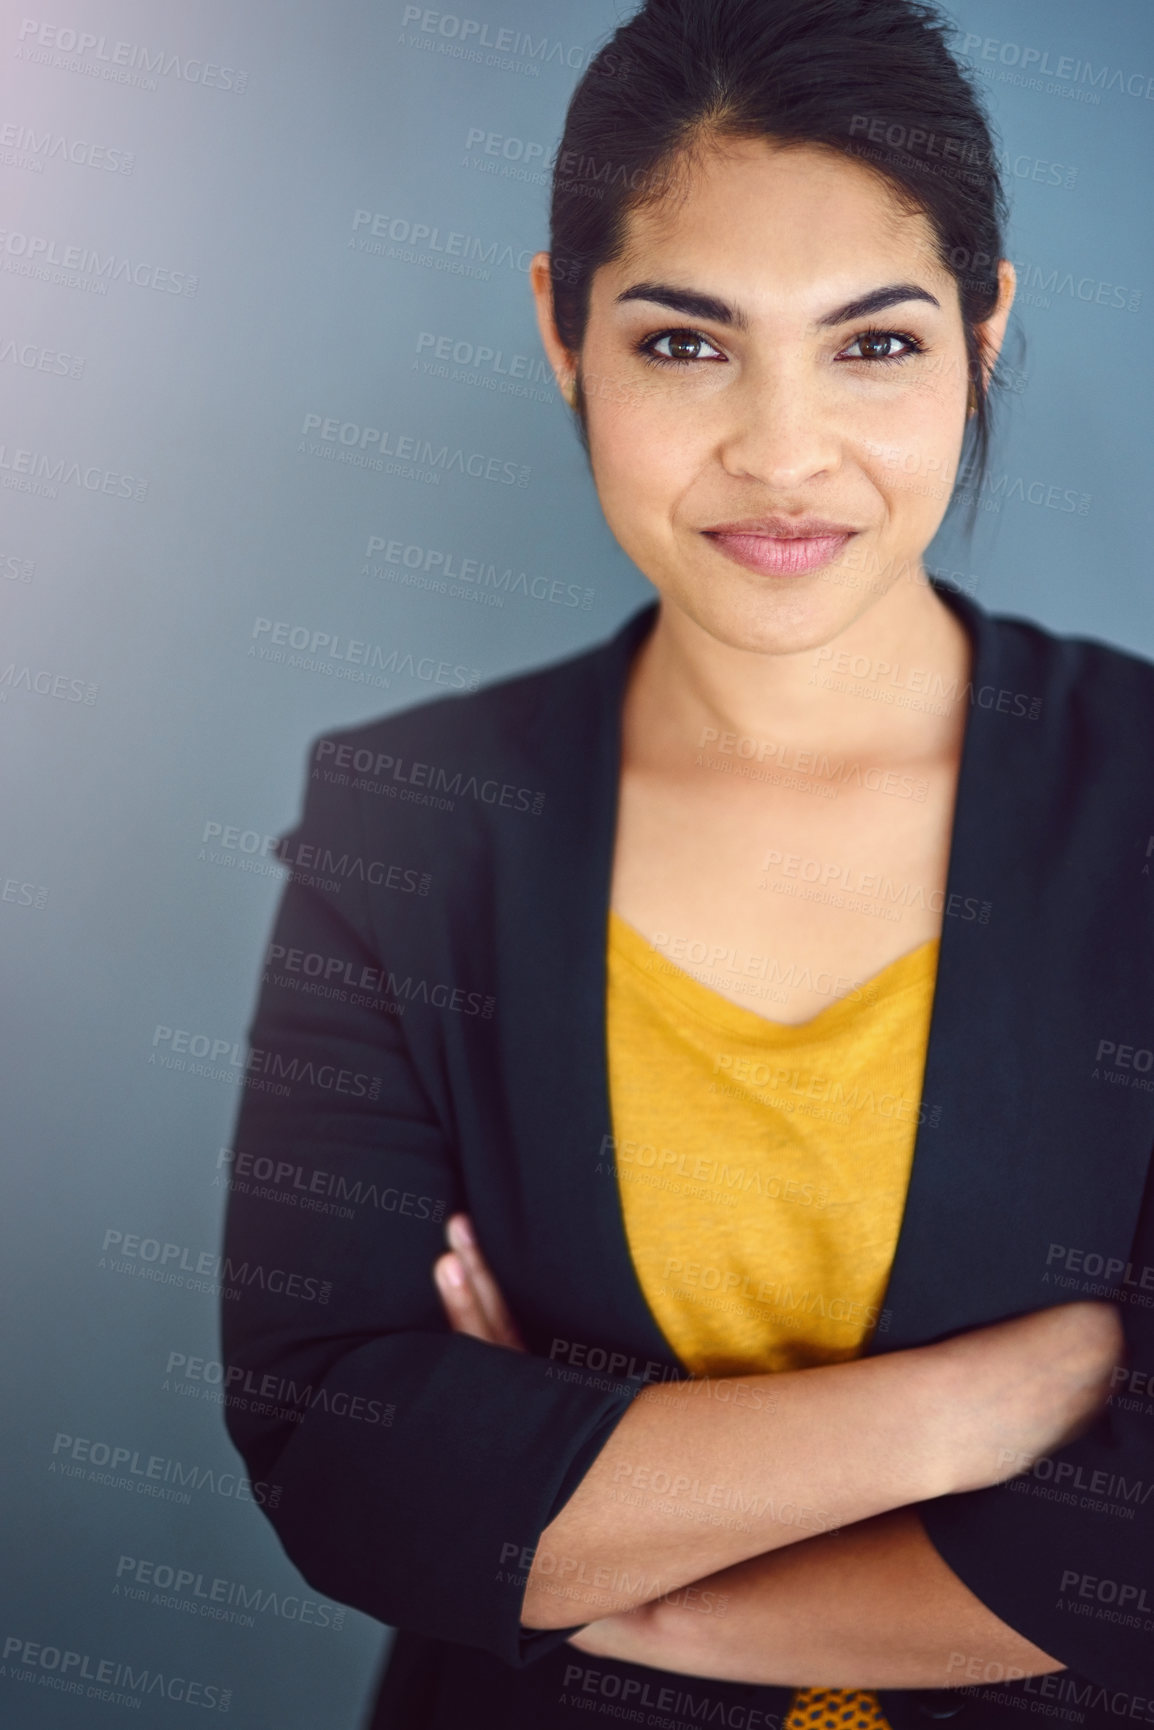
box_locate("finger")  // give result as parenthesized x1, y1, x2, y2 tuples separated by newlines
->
(446, 1214, 527, 1350)
(433, 1252, 500, 1345)
(445, 1213, 527, 1350)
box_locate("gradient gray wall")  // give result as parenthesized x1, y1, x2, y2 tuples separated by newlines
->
(2, 0, 1152, 1723)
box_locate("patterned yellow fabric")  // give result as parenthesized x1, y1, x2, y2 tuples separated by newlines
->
(784, 1686, 896, 1728)
(605, 909, 940, 1730)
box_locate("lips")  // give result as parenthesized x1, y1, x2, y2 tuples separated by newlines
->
(702, 518, 859, 577)
(704, 517, 859, 539)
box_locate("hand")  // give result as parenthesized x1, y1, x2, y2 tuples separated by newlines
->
(432, 1212, 526, 1350)
(426, 1222, 684, 1659)
(431, 1217, 661, 1655)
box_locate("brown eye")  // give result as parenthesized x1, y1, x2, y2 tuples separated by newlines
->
(642, 329, 725, 364)
(667, 331, 705, 360)
(840, 329, 923, 364)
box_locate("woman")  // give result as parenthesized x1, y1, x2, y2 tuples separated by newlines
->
(221, 3, 1154, 1727)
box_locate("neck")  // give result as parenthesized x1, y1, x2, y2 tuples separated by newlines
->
(626, 574, 973, 766)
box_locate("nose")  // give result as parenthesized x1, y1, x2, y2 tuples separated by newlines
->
(715, 361, 842, 490)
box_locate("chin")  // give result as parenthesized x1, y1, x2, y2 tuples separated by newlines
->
(667, 575, 865, 660)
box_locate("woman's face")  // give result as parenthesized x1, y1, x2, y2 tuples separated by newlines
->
(534, 138, 1014, 656)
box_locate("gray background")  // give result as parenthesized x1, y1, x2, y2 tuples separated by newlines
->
(2, 0, 1152, 1724)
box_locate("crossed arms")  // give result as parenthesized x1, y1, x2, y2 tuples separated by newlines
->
(432, 1211, 1121, 1688)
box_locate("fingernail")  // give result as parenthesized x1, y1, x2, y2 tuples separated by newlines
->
(449, 1215, 474, 1249)
(439, 1255, 464, 1288)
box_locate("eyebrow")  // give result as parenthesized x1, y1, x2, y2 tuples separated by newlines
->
(614, 280, 941, 329)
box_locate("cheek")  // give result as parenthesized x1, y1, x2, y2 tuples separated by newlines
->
(856, 375, 968, 517)
(585, 373, 703, 515)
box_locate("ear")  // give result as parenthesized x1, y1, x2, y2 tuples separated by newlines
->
(974, 259, 1017, 391)
(530, 251, 578, 405)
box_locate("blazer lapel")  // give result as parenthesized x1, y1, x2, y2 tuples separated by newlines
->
(488, 600, 683, 1375)
(867, 585, 1154, 1354)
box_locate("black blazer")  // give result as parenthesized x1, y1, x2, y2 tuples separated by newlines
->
(221, 583, 1154, 1730)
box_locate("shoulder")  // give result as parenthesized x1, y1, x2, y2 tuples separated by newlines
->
(990, 605, 1154, 695)
(954, 586, 1154, 736)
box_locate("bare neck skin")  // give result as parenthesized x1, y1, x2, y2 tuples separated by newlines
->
(623, 564, 970, 774)
(610, 575, 972, 1027)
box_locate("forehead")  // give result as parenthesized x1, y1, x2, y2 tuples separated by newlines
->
(608, 137, 948, 310)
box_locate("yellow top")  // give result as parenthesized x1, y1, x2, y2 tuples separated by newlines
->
(605, 908, 940, 1730)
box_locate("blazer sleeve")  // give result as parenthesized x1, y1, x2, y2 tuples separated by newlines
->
(917, 1157, 1154, 1694)
(218, 751, 636, 1667)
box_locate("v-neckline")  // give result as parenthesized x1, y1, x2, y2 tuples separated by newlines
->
(607, 905, 940, 1037)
